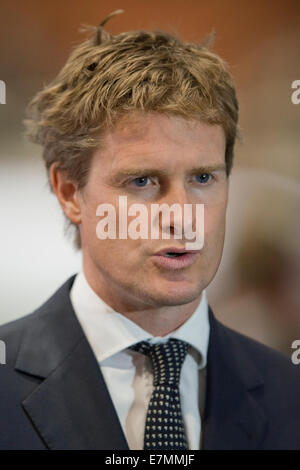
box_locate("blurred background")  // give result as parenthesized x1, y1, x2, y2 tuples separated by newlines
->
(0, 0, 299, 355)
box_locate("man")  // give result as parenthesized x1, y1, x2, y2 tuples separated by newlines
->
(0, 11, 299, 450)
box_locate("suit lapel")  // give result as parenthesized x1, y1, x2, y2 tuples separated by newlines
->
(202, 308, 268, 450)
(15, 276, 129, 450)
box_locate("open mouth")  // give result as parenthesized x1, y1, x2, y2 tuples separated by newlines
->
(153, 249, 200, 269)
(163, 252, 187, 258)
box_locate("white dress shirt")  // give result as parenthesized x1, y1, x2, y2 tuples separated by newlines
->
(70, 271, 210, 450)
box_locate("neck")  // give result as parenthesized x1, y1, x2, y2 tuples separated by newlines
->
(118, 296, 202, 336)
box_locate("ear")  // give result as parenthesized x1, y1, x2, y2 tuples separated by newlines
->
(49, 162, 82, 225)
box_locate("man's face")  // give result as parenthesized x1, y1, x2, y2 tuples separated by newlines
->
(77, 112, 228, 311)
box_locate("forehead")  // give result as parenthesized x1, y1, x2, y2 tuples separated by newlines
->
(104, 112, 224, 147)
(95, 112, 226, 172)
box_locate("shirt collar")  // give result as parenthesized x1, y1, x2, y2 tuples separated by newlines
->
(70, 271, 210, 369)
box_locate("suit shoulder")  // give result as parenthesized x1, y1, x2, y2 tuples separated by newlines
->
(0, 275, 76, 349)
(0, 296, 50, 341)
(0, 311, 38, 366)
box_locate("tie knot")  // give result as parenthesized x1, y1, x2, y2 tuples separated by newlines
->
(130, 339, 190, 386)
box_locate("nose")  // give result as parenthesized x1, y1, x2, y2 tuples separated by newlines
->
(152, 181, 196, 240)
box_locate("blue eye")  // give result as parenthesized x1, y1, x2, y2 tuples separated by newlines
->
(132, 176, 150, 187)
(195, 173, 211, 184)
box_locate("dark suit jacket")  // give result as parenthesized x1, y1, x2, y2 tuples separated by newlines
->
(0, 275, 299, 450)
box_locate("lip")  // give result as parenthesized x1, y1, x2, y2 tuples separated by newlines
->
(153, 247, 201, 270)
(155, 247, 200, 256)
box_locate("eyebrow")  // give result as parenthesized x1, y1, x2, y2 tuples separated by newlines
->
(110, 164, 226, 184)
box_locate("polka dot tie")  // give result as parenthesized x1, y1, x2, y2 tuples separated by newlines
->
(130, 338, 190, 450)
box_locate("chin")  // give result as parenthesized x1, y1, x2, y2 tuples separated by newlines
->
(152, 292, 201, 308)
(148, 281, 204, 307)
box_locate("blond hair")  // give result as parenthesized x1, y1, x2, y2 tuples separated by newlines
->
(25, 10, 239, 249)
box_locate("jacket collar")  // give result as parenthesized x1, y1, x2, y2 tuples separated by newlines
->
(15, 275, 267, 450)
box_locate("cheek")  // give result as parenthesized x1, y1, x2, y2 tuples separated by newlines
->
(79, 186, 116, 243)
(204, 200, 227, 247)
(79, 206, 98, 244)
(81, 206, 142, 260)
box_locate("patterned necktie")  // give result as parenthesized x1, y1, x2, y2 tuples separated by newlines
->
(130, 338, 190, 450)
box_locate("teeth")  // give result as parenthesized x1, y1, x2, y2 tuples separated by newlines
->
(164, 252, 185, 258)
